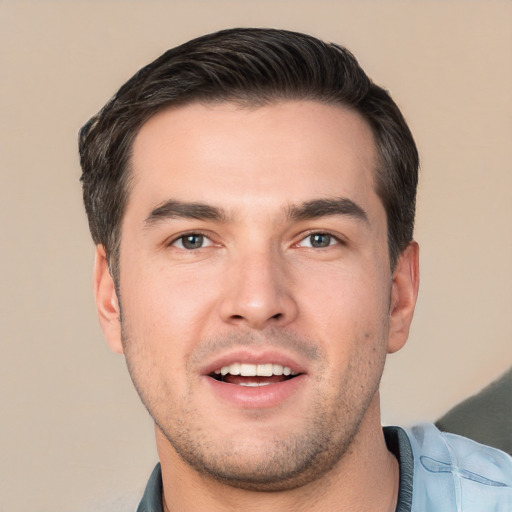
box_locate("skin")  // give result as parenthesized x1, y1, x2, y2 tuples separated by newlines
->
(94, 100, 419, 511)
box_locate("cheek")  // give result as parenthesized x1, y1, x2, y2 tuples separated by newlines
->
(297, 263, 389, 322)
(296, 264, 391, 364)
(119, 262, 222, 354)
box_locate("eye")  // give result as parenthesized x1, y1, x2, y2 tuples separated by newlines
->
(297, 233, 338, 248)
(171, 233, 213, 250)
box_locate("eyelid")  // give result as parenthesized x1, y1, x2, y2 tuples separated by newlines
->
(294, 230, 347, 248)
(167, 230, 216, 249)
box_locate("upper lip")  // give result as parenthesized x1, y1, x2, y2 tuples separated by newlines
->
(200, 348, 307, 376)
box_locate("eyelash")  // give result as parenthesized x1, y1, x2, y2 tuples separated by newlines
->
(168, 230, 345, 251)
(294, 231, 345, 249)
(168, 231, 215, 250)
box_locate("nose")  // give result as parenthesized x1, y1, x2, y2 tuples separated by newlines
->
(219, 248, 298, 330)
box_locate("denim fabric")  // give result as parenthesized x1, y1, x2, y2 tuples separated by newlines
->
(136, 424, 511, 511)
(407, 423, 512, 512)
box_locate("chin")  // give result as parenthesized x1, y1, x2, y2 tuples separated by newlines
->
(157, 409, 360, 492)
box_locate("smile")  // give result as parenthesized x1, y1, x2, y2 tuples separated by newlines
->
(210, 363, 300, 387)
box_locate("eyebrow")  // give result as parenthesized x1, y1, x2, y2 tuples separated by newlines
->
(144, 200, 227, 227)
(287, 197, 368, 223)
(144, 196, 368, 228)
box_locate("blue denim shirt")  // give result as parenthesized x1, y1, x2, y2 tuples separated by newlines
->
(406, 423, 511, 511)
(136, 424, 511, 512)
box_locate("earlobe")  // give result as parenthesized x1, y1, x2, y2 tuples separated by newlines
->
(93, 245, 124, 354)
(387, 241, 420, 354)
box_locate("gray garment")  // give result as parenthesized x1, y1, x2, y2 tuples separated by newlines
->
(436, 368, 512, 455)
(136, 463, 163, 512)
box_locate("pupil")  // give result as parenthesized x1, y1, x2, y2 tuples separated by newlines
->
(311, 233, 330, 248)
(183, 234, 203, 249)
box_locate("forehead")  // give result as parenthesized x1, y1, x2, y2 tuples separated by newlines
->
(128, 100, 379, 217)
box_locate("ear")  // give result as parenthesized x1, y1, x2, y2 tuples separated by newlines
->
(387, 241, 420, 354)
(93, 245, 124, 354)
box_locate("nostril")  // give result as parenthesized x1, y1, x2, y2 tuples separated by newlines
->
(225, 309, 290, 328)
(230, 313, 282, 321)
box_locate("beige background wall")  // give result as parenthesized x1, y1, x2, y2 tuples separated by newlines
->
(1, 1, 510, 510)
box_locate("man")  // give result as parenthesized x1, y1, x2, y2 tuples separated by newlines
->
(79, 28, 511, 512)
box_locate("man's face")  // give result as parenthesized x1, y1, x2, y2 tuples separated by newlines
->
(95, 100, 417, 490)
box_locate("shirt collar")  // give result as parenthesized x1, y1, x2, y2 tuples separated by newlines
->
(137, 426, 414, 512)
(136, 463, 163, 512)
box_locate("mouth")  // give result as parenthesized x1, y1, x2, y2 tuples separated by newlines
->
(203, 354, 308, 408)
(209, 363, 301, 387)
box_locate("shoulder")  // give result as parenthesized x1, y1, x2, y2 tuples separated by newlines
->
(405, 423, 512, 512)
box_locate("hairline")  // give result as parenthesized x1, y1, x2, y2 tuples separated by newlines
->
(108, 95, 393, 283)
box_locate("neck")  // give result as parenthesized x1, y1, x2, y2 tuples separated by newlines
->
(156, 398, 399, 512)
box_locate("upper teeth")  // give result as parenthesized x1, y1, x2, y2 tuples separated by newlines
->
(214, 363, 297, 377)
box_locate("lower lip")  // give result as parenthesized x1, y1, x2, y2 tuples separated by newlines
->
(203, 374, 307, 409)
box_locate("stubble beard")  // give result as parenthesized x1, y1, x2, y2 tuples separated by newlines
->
(121, 323, 387, 492)
(157, 377, 376, 492)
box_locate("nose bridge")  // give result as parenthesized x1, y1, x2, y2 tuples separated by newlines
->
(219, 242, 297, 329)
